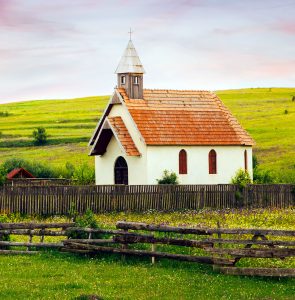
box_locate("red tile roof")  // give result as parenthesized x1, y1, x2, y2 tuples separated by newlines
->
(7, 168, 35, 179)
(108, 116, 141, 156)
(117, 88, 254, 146)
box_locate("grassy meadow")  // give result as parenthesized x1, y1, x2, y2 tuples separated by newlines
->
(0, 208, 294, 299)
(0, 88, 294, 181)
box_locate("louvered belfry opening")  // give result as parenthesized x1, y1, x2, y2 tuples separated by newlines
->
(209, 149, 217, 174)
(114, 156, 128, 185)
(179, 149, 187, 174)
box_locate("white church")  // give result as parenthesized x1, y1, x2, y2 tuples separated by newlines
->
(89, 39, 254, 185)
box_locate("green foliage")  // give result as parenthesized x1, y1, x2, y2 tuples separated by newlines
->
(32, 127, 48, 145)
(0, 165, 7, 186)
(157, 170, 179, 185)
(231, 168, 252, 187)
(69, 209, 106, 240)
(1, 158, 57, 178)
(253, 166, 276, 184)
(284, 109, 288, 114)
(0, 111, 10, 117)
(72, 162, 95, 185)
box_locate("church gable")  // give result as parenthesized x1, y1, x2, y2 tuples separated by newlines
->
(89, 116, 140, 157)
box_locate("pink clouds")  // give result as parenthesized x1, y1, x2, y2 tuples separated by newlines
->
(274, 21, 295, 35)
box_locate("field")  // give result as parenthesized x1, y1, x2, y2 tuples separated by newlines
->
(0, 208, 294, 299)
(0, 88, 294, 181)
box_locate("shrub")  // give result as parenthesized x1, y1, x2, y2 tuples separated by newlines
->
(284, 109, 288, 114)
(0, 111, 10, 117)
(0, 165, 7, 186)
(2, 158, 58, 178)
(72, 162, 95, 185)
(68, 209, 106, 240)
(32, 127, 48, 145)
(231, 168, 252, 188)
(253, 167, 275, 184)
(157, 170, 179, 185)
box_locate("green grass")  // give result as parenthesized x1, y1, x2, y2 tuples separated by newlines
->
(217, 88, 295, 182)
(0, 96, 109, 167)
(0, 208, 294, 299)
(0, 88, 294, 181)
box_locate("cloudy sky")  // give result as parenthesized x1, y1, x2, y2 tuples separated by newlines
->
(1, 0, 295, 103)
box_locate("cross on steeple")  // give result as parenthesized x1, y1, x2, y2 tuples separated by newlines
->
(128, 28, 133, 41)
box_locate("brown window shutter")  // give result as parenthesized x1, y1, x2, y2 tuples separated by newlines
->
(179, 150, 187, 174)
(244, 150, 248, 171)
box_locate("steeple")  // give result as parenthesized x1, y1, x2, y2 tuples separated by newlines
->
(115, 39, 145, 99)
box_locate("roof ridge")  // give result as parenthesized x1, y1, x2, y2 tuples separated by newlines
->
(210, 92, 254, 145)
(143, 88, 212, 92)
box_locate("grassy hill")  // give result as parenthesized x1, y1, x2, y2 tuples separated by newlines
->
(0, 88, 294, 182)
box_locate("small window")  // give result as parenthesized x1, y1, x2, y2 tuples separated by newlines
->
(244, 150, 248, 171)
(121, 76, 126, 85)
(133, 76, 139, 84)
(209, 149, 217, 174)
(179, 149, 187, 174)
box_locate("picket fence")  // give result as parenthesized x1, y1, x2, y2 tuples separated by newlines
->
(0, 184, 294, 215)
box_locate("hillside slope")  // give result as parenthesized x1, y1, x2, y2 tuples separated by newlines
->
(0, 88, 294, 182)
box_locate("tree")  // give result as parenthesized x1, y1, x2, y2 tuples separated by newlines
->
(32, 127, 47, 145)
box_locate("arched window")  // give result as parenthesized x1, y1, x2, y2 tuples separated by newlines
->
(209, 149, 217, 174)
(179, 149, 187, 174)
(114, 156, 128, 185)
(244, 150, 248, 171)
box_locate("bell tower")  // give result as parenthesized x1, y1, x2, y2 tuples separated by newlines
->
(115, 38, 145, 99)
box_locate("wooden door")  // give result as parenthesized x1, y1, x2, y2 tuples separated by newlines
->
(114, 156, 128, 185)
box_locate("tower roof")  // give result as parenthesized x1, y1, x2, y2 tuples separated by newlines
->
(115, 40, 145, 74)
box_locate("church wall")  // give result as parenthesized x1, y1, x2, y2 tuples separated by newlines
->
(146, 145, 252, 184)
(95, 136, 146, 185)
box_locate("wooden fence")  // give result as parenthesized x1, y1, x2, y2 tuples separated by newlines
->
(0, 184, 294, 215)
(0, 221, 294, 276)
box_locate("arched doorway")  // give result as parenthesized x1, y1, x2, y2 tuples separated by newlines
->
(114, 156, 128, 185)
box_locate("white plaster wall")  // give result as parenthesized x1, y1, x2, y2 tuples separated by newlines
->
(146, 146, 252, 185)
(109, 104, 146, 154)
(95, 136, 147, 185)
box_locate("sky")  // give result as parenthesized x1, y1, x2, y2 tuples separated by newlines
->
(0, 0, 295, 103)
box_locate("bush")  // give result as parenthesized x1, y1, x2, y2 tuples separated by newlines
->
(32, 127, 48, 145)
(157, 170, 179, 185)
(253, 167, 275, 184)
(68, 209, 106, 240)
(72, 162, 95, 185)
(231, 168, 252, 187)
(0, 165, 7, 186)
(2, 158, 58, 178)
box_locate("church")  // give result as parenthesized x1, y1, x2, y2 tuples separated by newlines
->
(89, 39, 254, 185)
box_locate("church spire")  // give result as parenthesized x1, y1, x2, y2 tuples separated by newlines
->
(115, 40, 145, 74)
(115, 38, 145, 99)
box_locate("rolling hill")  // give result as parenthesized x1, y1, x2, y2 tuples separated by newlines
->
(0, 88, 294, 182)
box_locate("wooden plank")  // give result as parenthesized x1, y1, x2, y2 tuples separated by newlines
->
(204, 238, 295, 247)
(0, 250, 39, 255)
(205, 247, 295, 258)
(213, 266, 295, 277)
(0, 223, 74, 229)
(63, 242, 235, 265)
(0, 241, 63, 248)
(113, 233, 213, 248)
(116, 222, 295, 236)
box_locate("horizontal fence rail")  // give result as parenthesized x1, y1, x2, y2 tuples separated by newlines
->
(0, 184, 294, 215)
